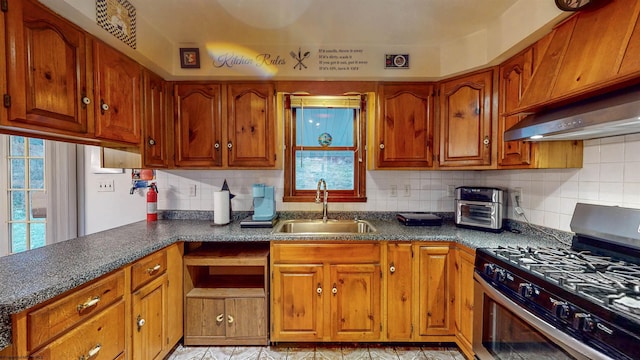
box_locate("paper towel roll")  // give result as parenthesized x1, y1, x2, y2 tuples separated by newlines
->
(213, 190, 230, 225)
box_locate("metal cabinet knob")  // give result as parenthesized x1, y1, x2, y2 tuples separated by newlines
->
(214, 142, 220, 149)
(136, 315, 145, 331)
(390, 262, 396, 274)
(379, 143, 385, 149)
(317, 286, 322, 294)
(82, 96, 91, 105)
(148, 137, 156, 146)
(332, 283, 338, 295)
(227, 142, 233, 149)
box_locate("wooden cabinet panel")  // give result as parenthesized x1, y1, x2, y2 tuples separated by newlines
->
(225, 297, 267, 338)
(4, 0, 90, 134)
(417, 245, 454, 337)
(330, 264, 381, 341)
(272, 264, 324, 341)
(455, 247, 475, 359)
(439, 70, 494, 167)
(132, 274, 167, 360)
(31, 300, 125, 360)
(227, 83, 276, 167)
(93, 40, 141, 144)
(143, 70, 169, 168)
(166, 243, 183, 349)
(27, 270, 125, 352)
(386, 243, 413, 340)
(174, 83, 223, 167)
(375, 83, 434, 168)
(131, 248, 167, 291)
(185, 297, 225, 339)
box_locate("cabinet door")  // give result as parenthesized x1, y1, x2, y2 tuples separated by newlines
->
(330, 264, 381, 341)
(271, 264, 323, 341)
(93, 40, 141, 144)
(174, 83, 223, 167)
(143, 70, 169, 168)
(439, 70, 494, 167)
(376, 83, 434, 168)
(185, 297, 225, 340)
(4, 0, 90, 134)
(455, 247, 475, 357)
(225, 297, 267, 339)
(386, 243, 413, 340)
(498, 49, 533, 167)
(132, 274, 166, 360)
(226, 83, 276, 167)
(417, 245, 454, 336)
(166, 243, 183, 348)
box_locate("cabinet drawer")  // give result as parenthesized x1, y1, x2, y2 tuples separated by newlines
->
(271, 243, 380, 263)
(27, 269, 125, 351)
(31, 300, 125, 360)
(131, 249, 167, 291)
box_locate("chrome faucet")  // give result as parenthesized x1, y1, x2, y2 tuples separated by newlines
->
(315, 178, 328, 222)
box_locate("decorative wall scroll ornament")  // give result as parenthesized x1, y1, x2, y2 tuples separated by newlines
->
(96, 0, 136, 48)
(180, 48, 201, 68)
(318, 132, 332, 147)
(291, 47, 310, 70)
(385, 54, 409, 69)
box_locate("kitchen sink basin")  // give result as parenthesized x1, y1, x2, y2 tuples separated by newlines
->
(272, 219, 377, 235)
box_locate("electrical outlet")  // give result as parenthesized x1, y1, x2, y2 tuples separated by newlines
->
(447, 185, 456, 197)
(403, 184, 411, 197)
(189, 184, 197, 197)
(390, 185, 398, 197)
(97, 180, 115, 192)
(512, 187, 523, 207)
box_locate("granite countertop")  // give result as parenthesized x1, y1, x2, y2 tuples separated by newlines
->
(0, 211, 572, 350)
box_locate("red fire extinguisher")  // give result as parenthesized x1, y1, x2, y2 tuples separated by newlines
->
(147, 183, 158, 222)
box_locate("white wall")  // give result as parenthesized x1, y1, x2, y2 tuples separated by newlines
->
(153, 134, 640, 233)
(82, 146, 146, 235)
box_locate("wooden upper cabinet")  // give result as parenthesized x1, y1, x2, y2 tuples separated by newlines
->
(375, 83, 434, 168)
(143, 71, 169, 168)
(3, 0, 91, 135)
(174, 83, 223, 167)
(438, 69, 495, 168)
(226, 83, 276, 168)
(93, 40, 141, 144)
(516, 0, 640, 113)
(498, 45, 583, 169)
(498, 48, 533, 167)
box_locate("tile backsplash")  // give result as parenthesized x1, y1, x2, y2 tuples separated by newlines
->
(156, 134, 640, 232)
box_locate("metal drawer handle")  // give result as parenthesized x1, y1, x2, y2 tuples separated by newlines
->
(216, 314, 224, 323)
(79, 343, 101, 360)
(146, 264, 161, 274)
(77, 296, 100, 312)
(227, 314, 234, 324)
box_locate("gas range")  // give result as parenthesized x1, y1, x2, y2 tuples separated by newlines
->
(475, 203, 640, 360)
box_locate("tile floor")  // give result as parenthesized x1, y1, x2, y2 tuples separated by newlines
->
(166, 344, 466, 360)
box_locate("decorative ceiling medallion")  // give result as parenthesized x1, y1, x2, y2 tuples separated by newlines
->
(96, 0, 137, 48)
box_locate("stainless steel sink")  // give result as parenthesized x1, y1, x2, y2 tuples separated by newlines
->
(272, 219, 377, 235)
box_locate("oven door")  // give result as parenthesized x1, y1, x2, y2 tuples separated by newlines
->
(473, 273, 615, 360)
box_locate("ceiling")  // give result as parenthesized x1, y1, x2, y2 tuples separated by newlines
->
(133, 0, 520, 47)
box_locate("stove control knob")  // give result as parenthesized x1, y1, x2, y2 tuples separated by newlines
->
(553, 302, 571, 320)
(484, 264, 496, 277)
(583, 317, 596, 333)
(518, 283, 535, 298)
(572, 313, 590, 330)
(495, 269, 507, 283)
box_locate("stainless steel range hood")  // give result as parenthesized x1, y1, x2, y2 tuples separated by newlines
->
(504, 85, 640, 141)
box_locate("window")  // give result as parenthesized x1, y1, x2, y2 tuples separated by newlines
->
(0, 135, 78, 256)
(284, 95, 367, 202)
(4, 136, 46, 253)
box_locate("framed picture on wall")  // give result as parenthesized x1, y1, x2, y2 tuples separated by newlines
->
(180, 48, 200, 68)
(96, 0, 137, 48)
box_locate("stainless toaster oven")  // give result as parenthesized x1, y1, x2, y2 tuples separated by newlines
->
(455, 186, 505, 232)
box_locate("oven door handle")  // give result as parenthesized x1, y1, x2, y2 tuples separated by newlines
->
(473, 272, 616, 360)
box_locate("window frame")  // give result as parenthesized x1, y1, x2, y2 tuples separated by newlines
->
(283, 94, 367, 202)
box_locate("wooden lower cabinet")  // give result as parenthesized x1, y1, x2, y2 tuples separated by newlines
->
(8, 244, 182, 360)
(271, 242, 381, 342)
(32, 300, 125, 360)
(416, 244, 455, 338)
(385, 242, 413, 340)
